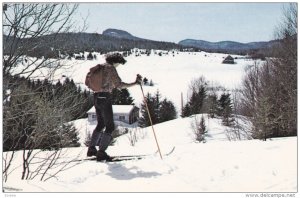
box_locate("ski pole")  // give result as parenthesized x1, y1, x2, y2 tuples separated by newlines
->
(139, 84, 163, 160)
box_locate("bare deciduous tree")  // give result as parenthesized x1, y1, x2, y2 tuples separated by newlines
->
(3, 3, 79, 76)
(240, 3, 297, 140)
(2, 3, 89, 182)
(3, 79, 85, 181)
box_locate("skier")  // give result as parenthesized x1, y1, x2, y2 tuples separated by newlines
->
(85, 53, 142, 161)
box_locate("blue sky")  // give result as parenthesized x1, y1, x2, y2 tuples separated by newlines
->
(76, 2, 287, 43)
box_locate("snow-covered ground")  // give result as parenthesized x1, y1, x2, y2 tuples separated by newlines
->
(4, 118, 297, 192)
(3, 50, 297, 194)
(3, 115, 297, 193)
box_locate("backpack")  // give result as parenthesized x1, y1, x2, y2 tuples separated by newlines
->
(85, 64, 103, 91)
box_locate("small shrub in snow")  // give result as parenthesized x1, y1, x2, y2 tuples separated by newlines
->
(127, 127, 147, 146)
(191, 115, 208, 143)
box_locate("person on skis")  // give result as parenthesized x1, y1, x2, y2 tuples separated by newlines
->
(85, 53, 142, 161)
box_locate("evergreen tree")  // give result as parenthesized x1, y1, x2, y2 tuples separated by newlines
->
(154, 90, 161, 122)
(253, 96, 276, 140)
(182, 84, 207, 117)
(218, 93, 230, 115)
(139, 91, 177, 127)
(120, 88, 134, 105)
(191, 115, 208, 143)
(196, 116, 208, 143)
(197, 85, 206, 113)
(182, 103, 192, 117)
(218, 93, 234, 126)
(139, 93, 155, 127)
(149, 80, 154, 86)
(61, 123, 81, 148)
(207, 93, 218, 118)
(159, 99, 177, 122)
(189, 91, 200, 115)
(87, 52, 93, 60)
(111, 88, 134, 105)
(111, 88, 121, 104)
(143, 77, 149, 85)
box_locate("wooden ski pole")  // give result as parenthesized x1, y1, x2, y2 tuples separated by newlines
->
(140, 84, 163, 159)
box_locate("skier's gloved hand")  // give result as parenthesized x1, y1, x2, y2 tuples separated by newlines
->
(135, 74, 142, 85)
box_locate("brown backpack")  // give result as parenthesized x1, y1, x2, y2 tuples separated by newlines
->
(85, 64, 103, 91)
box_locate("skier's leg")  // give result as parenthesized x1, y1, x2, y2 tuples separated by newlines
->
(87, 93, 105, 157)
(90, 104, 105, 146)
(97, 93, 114, 161)
(103, 94, 115, 136)
(97, 131, 113, 161)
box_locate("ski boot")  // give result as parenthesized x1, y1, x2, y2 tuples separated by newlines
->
(96, 133, 113, 161)
(87, 146, 97, 157)
(96, 150, 113, 162)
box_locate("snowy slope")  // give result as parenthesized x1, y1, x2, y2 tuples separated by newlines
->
(3, 115, 297, 192)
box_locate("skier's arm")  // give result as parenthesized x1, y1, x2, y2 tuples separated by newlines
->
(112, 67, 142, 88)
(121, 82, 136, 88)
(120, 74, 142, 88)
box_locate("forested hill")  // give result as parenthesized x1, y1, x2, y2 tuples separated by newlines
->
(179, 39, 278, 54)
(3, 31, 183, 58)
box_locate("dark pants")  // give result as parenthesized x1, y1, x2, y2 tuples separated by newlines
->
(90, 92, 115, 148)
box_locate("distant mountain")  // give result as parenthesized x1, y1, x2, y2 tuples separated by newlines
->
(4, 27, 279, 58)
(102, 28, 144, 41)
(178, 39, 277, 53)
(101, 28, 277, 54)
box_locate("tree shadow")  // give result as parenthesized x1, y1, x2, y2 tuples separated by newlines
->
(106, 163, 161, 180)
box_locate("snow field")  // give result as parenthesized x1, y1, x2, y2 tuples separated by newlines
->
(16, 50, 253, 112)
(3, 50, 297, 193)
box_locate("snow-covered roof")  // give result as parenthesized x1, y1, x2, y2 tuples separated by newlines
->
(87, 105, 137, 114)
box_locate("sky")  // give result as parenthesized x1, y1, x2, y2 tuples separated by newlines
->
(75, 3, 286, 43)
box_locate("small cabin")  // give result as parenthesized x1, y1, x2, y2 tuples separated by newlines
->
(222, 55, 235, 64)
(87, 105, 139, 125)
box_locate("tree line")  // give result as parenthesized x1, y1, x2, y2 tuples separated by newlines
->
(240, 4, 297, 140)
(181, 77, 234, 127)
(3, 74, 94, 152)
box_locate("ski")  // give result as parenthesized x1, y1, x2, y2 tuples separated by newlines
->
(111, 146, 175, 161)
(84, 155, 145, 162)
(83, 146, 175, 162)
(111, 146, 175, 162)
